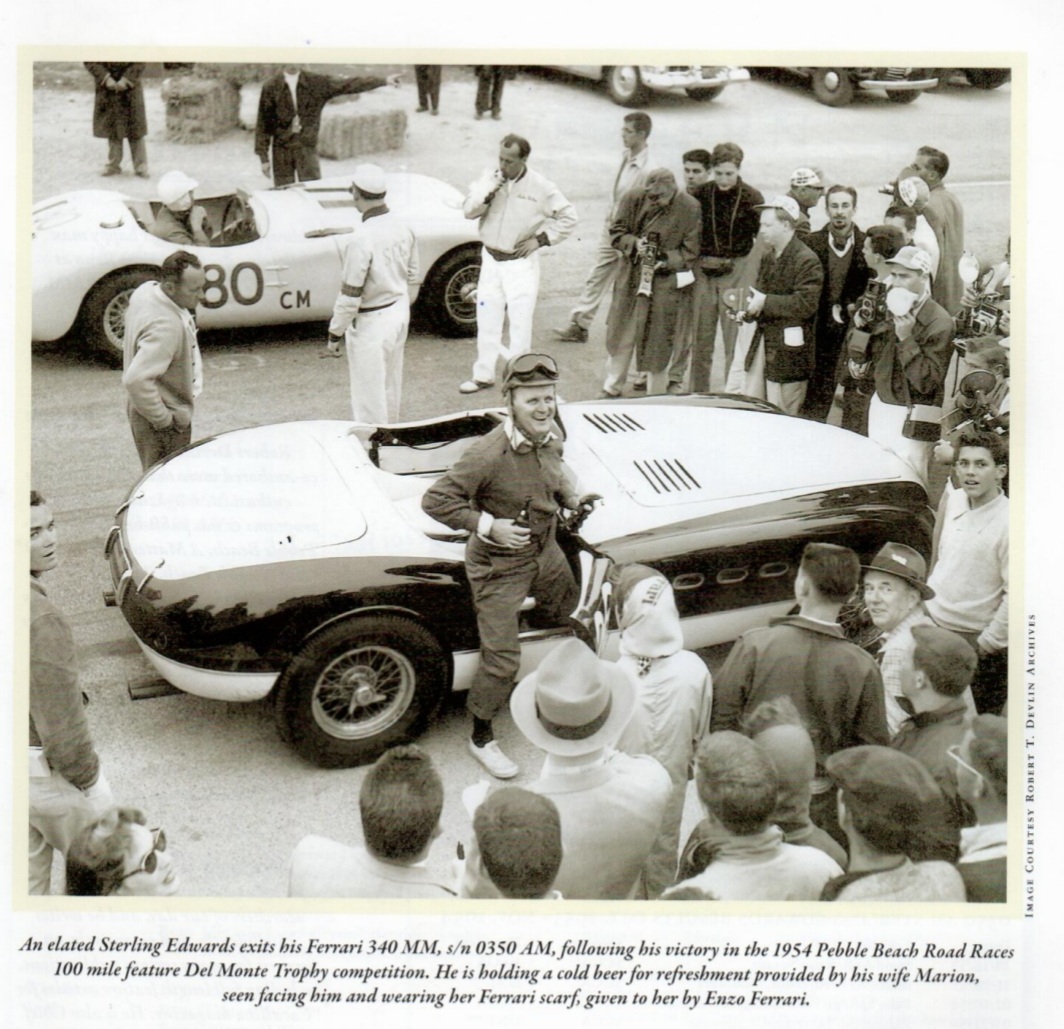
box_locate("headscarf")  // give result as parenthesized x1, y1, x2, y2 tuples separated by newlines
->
(616, 568, 683, 677)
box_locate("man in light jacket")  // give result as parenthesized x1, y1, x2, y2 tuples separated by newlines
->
(122, 251, 206, 471)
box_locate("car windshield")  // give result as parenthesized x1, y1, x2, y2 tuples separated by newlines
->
(125, 191, 262, 247)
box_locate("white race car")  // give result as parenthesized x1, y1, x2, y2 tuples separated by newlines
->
(32, 173, 482, 364)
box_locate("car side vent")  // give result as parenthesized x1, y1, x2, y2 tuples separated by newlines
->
(633, 458, 701, 494)
(582, 412, 646, 434)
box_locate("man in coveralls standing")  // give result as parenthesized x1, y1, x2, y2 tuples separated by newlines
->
(422, 355, 600, 777)
(327, 164, 418, 428)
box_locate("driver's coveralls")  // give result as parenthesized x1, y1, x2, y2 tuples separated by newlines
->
(422, 422, 581, 719)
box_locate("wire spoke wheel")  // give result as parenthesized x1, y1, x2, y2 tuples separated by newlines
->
(312, 644, 416, 741)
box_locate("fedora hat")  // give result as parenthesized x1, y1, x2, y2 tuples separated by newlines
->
(861, 542, 935, 601)
(511, 639, 636, 756)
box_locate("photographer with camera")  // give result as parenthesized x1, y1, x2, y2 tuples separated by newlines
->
(601, 169, 701, 398)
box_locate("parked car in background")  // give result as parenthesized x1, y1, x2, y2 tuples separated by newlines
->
(32, 172, 481, 364)
(935, 68, 1012, 90)
(104, 395, 931, 768)
(541, 64, 749, 106)
(764, 66, 939, 107)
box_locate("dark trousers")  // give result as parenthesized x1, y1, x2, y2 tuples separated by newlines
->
(464, 530, 577, 721)
(128, 406, 191, 471)
(475, 69, 506, 116)
(270, 140, 321, 187)
(957, 634, 1009, 715)
(106, 136, 147, 174)
(415, 66, 441, 110)
(804, 321, 846, 421)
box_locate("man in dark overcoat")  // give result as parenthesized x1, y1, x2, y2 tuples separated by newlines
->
(85, 62, 148, 177)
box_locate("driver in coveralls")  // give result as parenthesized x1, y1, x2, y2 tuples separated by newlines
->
(421, 354, 600, 778)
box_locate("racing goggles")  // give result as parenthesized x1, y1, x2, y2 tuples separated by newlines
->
(120, 828, 168, 881)
(504, 353, 559, 388)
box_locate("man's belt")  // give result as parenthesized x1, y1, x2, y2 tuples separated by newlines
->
(360, 300, 398, 314)
(484, 246, 523, 263)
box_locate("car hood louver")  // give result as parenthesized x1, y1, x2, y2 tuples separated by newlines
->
(581, 411, 646, 433)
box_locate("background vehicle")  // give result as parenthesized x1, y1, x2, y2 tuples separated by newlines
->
(105, 396, 931, 768)
(540, 65, 749, 106)
(32, 172, 481, 365)
(761, 67, 939, 107)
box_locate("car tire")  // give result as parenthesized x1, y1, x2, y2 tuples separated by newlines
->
(885, 89, 921, 104)
(604, 66, 651, 107)
(78, 267, 157, 366)
(964, 68, 1011, 90)
(810, 68, 856, 107)
(685, 85, 725, 102)
(273, 615, 449, 768)
(418, 245, 481, 337)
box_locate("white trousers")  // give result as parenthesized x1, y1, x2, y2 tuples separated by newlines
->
(471, 248, 541, 384)
(345, 301, 410, 425)
(868, 394, 932, 487)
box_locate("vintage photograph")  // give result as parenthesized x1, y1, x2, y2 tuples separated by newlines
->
(24, 55, 1015, 908)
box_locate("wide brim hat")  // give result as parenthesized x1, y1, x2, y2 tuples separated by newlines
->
(511, 638, 636, 757)
(861, 542, 935, 601)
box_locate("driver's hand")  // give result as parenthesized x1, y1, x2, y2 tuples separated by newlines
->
(576, 493, 603, 512)
(490, 518, 531, 549)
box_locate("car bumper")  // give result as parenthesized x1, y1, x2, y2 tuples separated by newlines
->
(135, 639, 279, 702)
(856, 76, 938, 92)
(641, 66, 750, 91)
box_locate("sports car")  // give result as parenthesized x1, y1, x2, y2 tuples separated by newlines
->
(103, 396, 932, 768)
(32, 173, 482, 364)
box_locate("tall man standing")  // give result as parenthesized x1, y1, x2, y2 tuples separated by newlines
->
(326, 165, 419, 427)
(459, 136, 577, 394)
(554, 112, 653, 345)
(255, 65, 402, 187)
(602, 169, 700, 397)
(30, 491, 114, 893)
(866, 245, 953, 487)
(912, 146, 965, 316)
(742, 196, 824, 415)
(688, 142, 763, 390)
(422, 356, 599, 777)
(122, 251, 206, 472)
(85, 62, 148, 178)
(804, 185, 867, 420)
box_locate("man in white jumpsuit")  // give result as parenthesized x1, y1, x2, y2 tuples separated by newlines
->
(327, 164, 419, 424)
(459, 134, 577, 394)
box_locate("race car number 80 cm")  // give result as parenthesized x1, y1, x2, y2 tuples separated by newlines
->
(201, 262, 266, 310)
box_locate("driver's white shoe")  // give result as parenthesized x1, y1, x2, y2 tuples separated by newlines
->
(468, 739, 518, 779)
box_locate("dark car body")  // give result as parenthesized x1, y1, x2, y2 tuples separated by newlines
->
(106, 396, 932, 767)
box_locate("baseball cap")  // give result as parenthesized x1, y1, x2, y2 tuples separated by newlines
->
(886, 245, 934, 276)
(755, 195, 802, 222)
(790, 167, 824, 188)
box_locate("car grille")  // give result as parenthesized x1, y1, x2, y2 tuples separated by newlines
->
(632, 458, 701, 494)
(581, 411, 646, 434)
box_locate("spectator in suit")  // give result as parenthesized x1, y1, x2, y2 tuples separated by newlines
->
(912, 146, 965, 316)
(474, 66, 513, 120)
(737, 195, 824, 414)
(85, 62, 148, 178)
(255, 64, 402, 186)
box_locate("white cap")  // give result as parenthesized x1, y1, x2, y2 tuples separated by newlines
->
(755, 195, 802, 222)
(886, 245, 934, 275)
(158, 170, 199, 206)
(351, 164, 387, 196)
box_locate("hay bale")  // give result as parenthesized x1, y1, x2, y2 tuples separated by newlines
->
(161, 76, 241, 144)
(317, 103, 407, 159)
